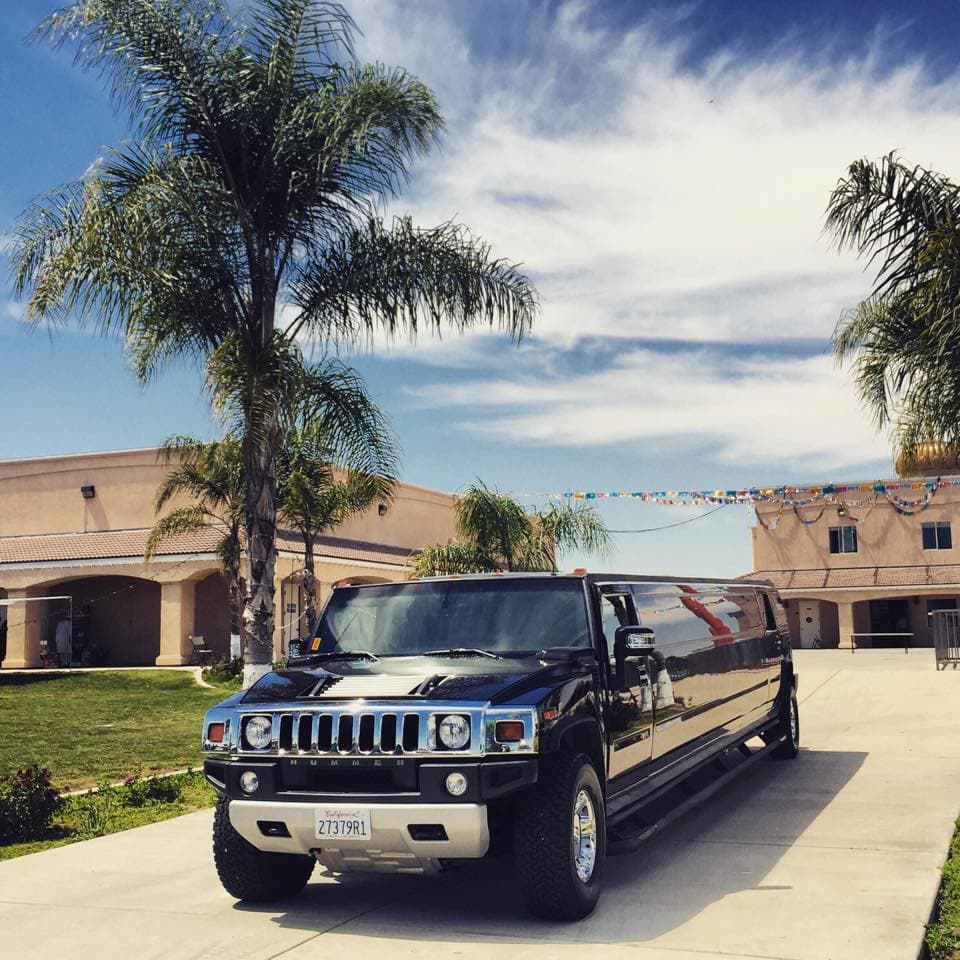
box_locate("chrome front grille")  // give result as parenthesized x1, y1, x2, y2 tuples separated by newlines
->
(236, 706, 487, 758)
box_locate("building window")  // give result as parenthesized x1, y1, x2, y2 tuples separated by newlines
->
(828, 525, 857, 554)
(922, 521, 952, 550)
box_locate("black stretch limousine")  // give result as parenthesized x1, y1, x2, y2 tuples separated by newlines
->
(202, 573, 799, 920)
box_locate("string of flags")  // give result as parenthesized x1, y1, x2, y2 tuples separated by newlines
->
(512, 478, 952, 512)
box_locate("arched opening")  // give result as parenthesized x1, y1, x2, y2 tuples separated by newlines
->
(193, 572, 231, 661)
(45, 576, 161, 667)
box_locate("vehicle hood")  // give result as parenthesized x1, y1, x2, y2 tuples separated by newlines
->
(240, 655, 589, 707)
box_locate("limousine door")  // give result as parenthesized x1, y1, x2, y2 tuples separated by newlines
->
(629, 584, 723, 760)
(598, 587, 654, 778)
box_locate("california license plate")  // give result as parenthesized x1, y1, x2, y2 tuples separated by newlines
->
(314, 806, 371, 841)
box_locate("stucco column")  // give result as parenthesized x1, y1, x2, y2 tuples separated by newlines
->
(156, 580, 195, 666)
(837, 600, 855, 650)
(2, 588, 43, 669)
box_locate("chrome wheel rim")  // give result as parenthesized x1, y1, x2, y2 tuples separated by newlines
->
(572, 788, 597, 883)
(789, 699, 798, 743)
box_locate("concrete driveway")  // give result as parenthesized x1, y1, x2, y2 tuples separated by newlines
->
(2, 650, 959, 960)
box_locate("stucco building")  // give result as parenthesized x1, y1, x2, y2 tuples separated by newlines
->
(0, 448, 455, 669)
(747, 456, 960, 649)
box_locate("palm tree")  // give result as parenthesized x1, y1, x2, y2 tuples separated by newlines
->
(12, 1, 538, 684)
(826, 153, 960, 458)
(145, 436, 245, 651)
(277, 361, 398, 635)
(409, 483, 611, 577)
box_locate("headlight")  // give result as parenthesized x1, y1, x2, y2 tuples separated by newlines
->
(244, 715, 273, 750)
(437, 714, 470, 750)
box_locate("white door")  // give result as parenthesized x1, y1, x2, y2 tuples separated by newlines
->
(799, 601, 821, 649)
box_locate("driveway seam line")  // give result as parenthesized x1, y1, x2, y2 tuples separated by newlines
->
(798, 667, 841, 703)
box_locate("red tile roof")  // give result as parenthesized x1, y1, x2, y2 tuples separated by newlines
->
(742, 566, 960, 590)
(0, 526, 414, 568)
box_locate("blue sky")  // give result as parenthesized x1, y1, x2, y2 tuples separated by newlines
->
(3, 0, 960, 576)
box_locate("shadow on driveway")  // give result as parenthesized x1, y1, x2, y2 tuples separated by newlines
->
(235, 747, 865, 945)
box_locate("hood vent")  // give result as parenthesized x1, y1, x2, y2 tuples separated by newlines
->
(306, 673, 432, 699)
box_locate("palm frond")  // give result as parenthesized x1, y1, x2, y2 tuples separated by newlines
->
(826, 153, 960, 299)
(454, 483, 533, 572)
(406, 543, 500, 579)
(536, 501, 612, 558)
(289, 216, 537, 347)
(145, 504, 211, 560)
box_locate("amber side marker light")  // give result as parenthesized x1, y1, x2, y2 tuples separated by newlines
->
(207, 722, 225, 744)
(571, 567, 588, 576)
(495, 720, 525, 743)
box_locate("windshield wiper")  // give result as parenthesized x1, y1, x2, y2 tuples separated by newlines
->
(423, 647, 502, 660)
(304, 650, 380, 663)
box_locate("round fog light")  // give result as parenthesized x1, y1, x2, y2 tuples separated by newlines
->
(240, 771, 260, 794)
(445, 772, 468, 797)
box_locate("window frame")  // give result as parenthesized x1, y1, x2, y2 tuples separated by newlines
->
(921, 521, 952, 551)
(828, 525, 858, 555)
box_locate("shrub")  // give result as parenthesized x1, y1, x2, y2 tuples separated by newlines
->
(204, 657, 243, 683)
(119, 771, 187, 807)
(78, 782, 117, 838)
(0, 766, 63, 844)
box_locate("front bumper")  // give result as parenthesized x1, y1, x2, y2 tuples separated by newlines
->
(228, 799, 489, 874)
(205, 756, 538, 804)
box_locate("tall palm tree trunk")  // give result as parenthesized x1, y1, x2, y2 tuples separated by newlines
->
(302, 535, 318, 639)
(242, 419, 281, 686)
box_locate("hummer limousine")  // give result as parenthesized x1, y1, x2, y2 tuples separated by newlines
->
(202, 573, 799, 920)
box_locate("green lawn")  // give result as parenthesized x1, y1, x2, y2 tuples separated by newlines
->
(927, 816, 960, 960)
(0, 771, 218, 861)
(0, 670, 239, 789)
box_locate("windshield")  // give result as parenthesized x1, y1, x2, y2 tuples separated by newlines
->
(314, 578, 591, 657)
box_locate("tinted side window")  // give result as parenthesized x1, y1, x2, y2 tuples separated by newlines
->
(630, 587, 762, 650)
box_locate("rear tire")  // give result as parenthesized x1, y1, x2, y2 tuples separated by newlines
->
(212, 796, 314, 901)
(772, 689, 800, 759)
(513, 752, 606, 921)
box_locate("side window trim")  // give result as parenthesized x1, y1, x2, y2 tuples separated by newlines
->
(759, 591, 778, 632)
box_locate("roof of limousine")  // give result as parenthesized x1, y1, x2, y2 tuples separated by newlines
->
(352, 572, 776, 588)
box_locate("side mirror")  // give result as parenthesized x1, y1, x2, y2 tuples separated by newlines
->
(614, 625, 656, 658)
(612, 626, 655, 692)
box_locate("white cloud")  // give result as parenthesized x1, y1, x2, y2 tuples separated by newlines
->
(341, 3, 955, 472)
(351, 2, 960, 348)
(408, 347, 892, 473)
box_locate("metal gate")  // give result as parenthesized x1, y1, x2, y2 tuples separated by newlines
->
(931, 609, 960, 669)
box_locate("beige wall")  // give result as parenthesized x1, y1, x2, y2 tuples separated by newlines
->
(0, 448, 457, 546)
(0, 448, 183, 537)
(753, 482, 960, 650)
(753, 483, 960, 572)
(0, 448, 456, 668)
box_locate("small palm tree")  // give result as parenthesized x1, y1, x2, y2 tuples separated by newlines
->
(146, 437, 245, 646)
(826, 153, 960, 457)
(409, 484, 611, 577)
(13, 0, 538, 684)
(277, 362, 398, 635)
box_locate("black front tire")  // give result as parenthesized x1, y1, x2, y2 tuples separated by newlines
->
(772, 689, 800, 759)
(513, 752, 606, 921)
(213, 796, 314, 901)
